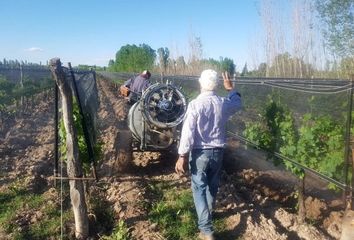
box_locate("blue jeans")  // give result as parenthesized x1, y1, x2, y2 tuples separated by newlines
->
(189, 148, 224, 235)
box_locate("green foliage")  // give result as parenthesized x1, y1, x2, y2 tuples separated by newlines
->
(338, 57, 354, 77)
(0, 75, 53, 113)
(247, 52, 316, 78)
(99, 220, 131, 240)
(247, 63, 267, 77)
(176, 56, 186, 71)
(147, 181, 198, 240)
(316, 0, 354, 57)
(157, 47, 170, 73)
(243, 95, 346, 184)
(108, 60, 115, 69)
(219, 57, 236, 76)
(0, 76, 16, 111)
(0, 181, 72, 239)
(270, 52, 314, 78)
(110, 44, 156, 72)
(59, 100, 102, 174)
(145, 181, 230, 239)
(0, 59, 46, 69)
(200, 57, 236, 76)
(189, 36, 203, 63)
(243, 121, 272, 150)
(295, 114, 345, 183)
(240, 63, 248, 77)
(77, 65, 106, 71)
(88, 190, 115, 235)
(200, 58, 220, 71)
(244, 95, 296, 165)
(184, 89, 199, 102)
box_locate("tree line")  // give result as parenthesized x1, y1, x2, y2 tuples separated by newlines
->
(107, 41, 352, 79)
(107, 0, 353, 79)
(107, 40, 237, 77)
(0, 59, 48, 69)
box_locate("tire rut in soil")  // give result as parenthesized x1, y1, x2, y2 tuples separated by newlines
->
(96, 77, 132, 176)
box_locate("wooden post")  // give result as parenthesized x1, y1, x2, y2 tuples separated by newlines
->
(49, 58, 89, 239)
(54, 84, 59, 186)
(343, 75, 353, 205)
(20, 63, 24, 111)
(352, 74, 354, 210)
(340, 75, 354, 240)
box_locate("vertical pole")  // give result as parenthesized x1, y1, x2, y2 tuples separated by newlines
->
(344, 75, 354, 210)
(90, 70, 98, 180)
(54, 84, 59, 186)
(351, 75, 354, 210)
(20, 64, 24, 110)
(49, 58, 89, 239)
(340, 74, 354, 240)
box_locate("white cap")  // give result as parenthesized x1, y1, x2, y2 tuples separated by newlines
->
(199, 69, 218, 91)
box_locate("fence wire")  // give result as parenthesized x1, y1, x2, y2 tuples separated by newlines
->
(1, 67, 352, 194)
(98, 71, 353, 193)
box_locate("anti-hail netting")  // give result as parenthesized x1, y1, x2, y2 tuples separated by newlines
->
(98, 71, 353, 191)
(0, 66, 53, 134)
(1, 67, 352, 191)
(64, 67, 99, 145)
(0, 65, 99, 152)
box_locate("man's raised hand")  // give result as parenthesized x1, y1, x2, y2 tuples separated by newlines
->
(222, 71, 233, 91)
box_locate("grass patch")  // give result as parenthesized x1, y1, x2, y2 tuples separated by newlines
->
(87, 188, 116, 236)
(147, 181, 198, 240)
(111, 78, 126, 85)
(99, 220, 132, 240)
(147, 181, 228, 240)
(0, 182, 72, 240)
(0, 179, 121, 239)
(19, 210, 73, 240)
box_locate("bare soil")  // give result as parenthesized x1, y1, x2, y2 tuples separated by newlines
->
(0, 77, 348, 240)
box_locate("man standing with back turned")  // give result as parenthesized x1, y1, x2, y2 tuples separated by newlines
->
(175, 69, 242, 240)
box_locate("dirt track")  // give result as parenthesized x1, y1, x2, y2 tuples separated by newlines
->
(95, 76, 343, 240)
(0, 76, 346, 239)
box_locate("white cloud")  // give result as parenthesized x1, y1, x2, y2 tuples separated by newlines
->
(25, 47, 44, 52)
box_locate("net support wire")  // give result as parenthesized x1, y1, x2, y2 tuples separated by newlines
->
(98, 72, 353, 94)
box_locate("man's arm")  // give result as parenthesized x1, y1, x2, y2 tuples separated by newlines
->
(124, 78, 132, 87)
(222, 71, 242, 116)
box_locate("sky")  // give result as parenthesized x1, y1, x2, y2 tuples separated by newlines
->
(0, 0, 294, 70)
